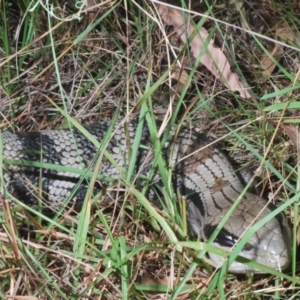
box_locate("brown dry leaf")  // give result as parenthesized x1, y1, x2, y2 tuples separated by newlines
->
(261, 27, 296, 78)
(85, 0, 99, 22)
(260, 43, 282, 77)
(140, 275, 171, 286)
(281, 124, 300, 151)
(297, 223, 300, 245)
(158, 5, 251, 99)
(171, 66, 190, 92)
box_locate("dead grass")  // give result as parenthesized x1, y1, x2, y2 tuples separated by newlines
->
(0, 0, 300, 298)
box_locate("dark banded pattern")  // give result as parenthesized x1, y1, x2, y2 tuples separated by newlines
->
(1, 120, 291, 273)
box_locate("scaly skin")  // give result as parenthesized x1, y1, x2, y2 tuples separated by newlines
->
(1, 121, 291, 273)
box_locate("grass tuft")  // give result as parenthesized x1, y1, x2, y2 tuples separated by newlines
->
(0, 0, 300, 298)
